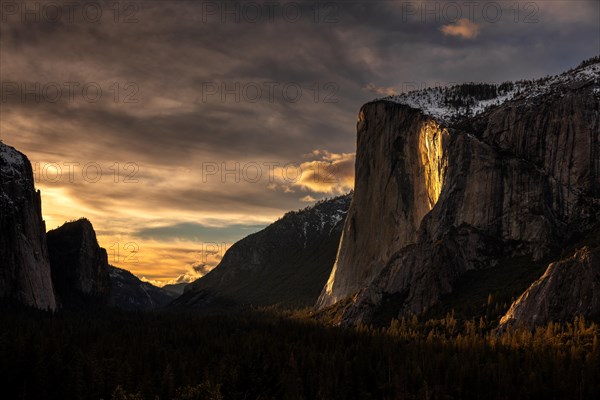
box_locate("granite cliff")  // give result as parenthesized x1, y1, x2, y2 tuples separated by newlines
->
(0, 142, 56, 310)
(319, 57, 600, 325)
(47, 219, 112, 308)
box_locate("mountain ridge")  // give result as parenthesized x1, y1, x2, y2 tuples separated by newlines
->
(109, 265, 177, 310)
(174, 194, 351, 310)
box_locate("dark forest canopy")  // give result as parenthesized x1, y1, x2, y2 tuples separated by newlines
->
(1, 305, 598, 400)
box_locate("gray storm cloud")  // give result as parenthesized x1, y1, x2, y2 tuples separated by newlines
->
(1, 0, 598, 283)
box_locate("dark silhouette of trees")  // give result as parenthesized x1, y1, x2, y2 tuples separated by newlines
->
(0, 304, 598, 399)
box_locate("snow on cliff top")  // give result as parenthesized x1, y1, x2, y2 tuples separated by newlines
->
(0, 141, 30, 206)
(380, 58, 600, 124)
(0, 141, 26, 169)
(0, 141, 28, 185)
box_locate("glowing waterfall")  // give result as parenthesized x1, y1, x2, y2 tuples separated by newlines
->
(419, 120, 447, 210)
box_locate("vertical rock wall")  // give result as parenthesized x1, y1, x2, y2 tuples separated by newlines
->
(0, 142, 56, 310)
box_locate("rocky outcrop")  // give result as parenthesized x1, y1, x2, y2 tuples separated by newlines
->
(109, 266, 177, 310)
(173, 195, 351, 310)
(1, 143, 175, 312)
(499, 239, 600, 328)
(47, 219, 111, 308)
(0, 142, 56, 310)
(319, 59, 600, 325)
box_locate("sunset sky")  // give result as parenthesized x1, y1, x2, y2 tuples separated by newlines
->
(1, 0, 598, 285)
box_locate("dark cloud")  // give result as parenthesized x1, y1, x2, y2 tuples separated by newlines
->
(1, 0, 598, 282)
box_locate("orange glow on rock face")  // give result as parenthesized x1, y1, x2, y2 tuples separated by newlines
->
(418, 120, 447, 210)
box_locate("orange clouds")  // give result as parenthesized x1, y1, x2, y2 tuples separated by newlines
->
(364, 83, 397, 97)
(30, 146, 353, 285)
(96, 235, 227, 286)
(440, 19, 481, 39)
(288, 150, 355, 197)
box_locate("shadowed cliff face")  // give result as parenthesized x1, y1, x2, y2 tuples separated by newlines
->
(319, 60, 600, 325)
(174, 195, 351, 311)
(47, 219, 111, 308)
(0, 142, 56, 310)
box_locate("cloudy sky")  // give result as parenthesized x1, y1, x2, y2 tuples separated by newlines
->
(1, 0, 598, 285)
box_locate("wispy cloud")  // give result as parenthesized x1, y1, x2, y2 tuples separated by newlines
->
(364, 83, 397, 96)
(440, 19, 481, 40)
(289, 150, 355, 196)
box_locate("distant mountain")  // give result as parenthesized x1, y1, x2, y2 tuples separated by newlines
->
(319, 56, 600, 326)
(47, 219, 112, 309)
(163, 282, 188, 296)
(173, 194, 351, 310)
(0, 142, 56, 310)
(109, 266, 177, 310)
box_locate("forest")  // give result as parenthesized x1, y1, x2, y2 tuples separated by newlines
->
(1, 304, 598, 400)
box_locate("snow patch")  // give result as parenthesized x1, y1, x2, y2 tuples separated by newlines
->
(0, 142, 27, 181)
(379, 61, 600, 123)
(0, 142, 30, 207)
(0, 142, 25, 168)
